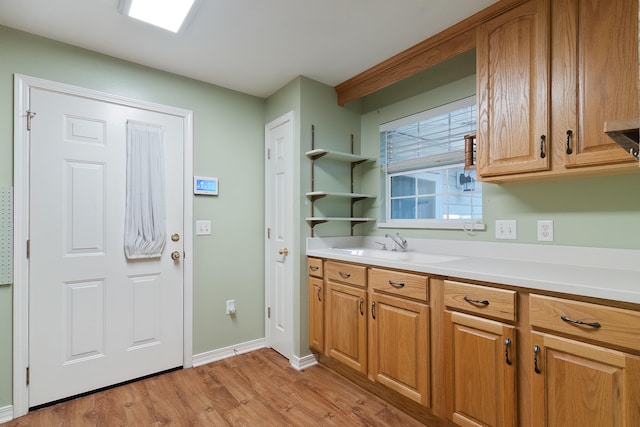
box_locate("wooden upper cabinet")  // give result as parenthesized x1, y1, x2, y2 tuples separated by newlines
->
(553, 0, 639, 168)
(476, 0, 550, 177)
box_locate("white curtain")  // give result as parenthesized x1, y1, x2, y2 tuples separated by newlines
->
(124, 121, 166, 259)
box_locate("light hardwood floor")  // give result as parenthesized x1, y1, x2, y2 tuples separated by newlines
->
(3, 348, 432, 426)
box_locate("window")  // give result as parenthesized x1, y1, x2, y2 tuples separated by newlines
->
(379, 96, 483, 229)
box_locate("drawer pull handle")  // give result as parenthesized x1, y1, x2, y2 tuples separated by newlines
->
(388, 280, 405, 289)
(464, 296, 490, 306)
(560, 315, 601, 329)
(533, 345, 541, 374)
(371, 301, 376, 319)
(339, 272, 351, 279)
(359, 298, 364, 316)
(539, 135, 546, 158)
(309, 265, 319, 271)
(505, 338, 512, 365)
(317, 286, 322, 302)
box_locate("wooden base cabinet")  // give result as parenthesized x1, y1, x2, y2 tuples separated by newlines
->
(308, 276, 324, 353)
(530, 332, 640, 427)
(325, 261, 368, 374)
(369, 292, 430, 406)
(308, 257, 324, 353)
(445, 311, 517, 427)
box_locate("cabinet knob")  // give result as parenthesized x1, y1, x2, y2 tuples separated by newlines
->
(278, 248, 289, 256)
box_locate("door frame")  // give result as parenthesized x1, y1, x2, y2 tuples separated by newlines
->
(12, 74, 194, 417)
(264, 111, 296, 361)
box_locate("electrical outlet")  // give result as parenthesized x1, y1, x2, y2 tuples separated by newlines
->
(226, 299, 236, 316)
(196, 220, 211, 235)
(537, 220, 554, 242)
(495, 220, 517, 240)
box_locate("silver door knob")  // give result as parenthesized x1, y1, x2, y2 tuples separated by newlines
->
(278, 248, 289, 256)
(171, 251, 181, 261)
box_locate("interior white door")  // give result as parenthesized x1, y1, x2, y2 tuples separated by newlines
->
(28, 87, 184, 407)
(265, 113, 294, 359)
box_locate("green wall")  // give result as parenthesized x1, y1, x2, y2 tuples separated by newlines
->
(359, 74, 640, 249)
(0, 26, 266, 407)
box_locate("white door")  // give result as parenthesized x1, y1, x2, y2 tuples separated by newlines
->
(28, 87, 184, 407)
(265, 113, 294, 359)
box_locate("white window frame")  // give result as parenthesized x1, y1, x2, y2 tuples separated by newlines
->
(378, 96, 485, 231)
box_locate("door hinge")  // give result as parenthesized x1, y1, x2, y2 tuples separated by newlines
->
(267, 148, 271, 160)
(267, 228, 271, 239)
(267, 307, 271, 318)
(26, 240, 30, 259)
(26, 367, 29, 386)
(26, 110, 37, 131)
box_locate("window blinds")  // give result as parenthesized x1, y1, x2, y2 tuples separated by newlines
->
(382, 101, 476, 174)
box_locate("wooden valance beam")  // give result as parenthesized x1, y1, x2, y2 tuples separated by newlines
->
(334, 0, 528, 106)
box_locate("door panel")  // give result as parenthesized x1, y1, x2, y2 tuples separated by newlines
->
(266, 114, 294, 359)
(29, 87, 184, 407)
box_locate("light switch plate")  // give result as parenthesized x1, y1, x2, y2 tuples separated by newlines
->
(495, 220, 517, 240)
(196, 220, 211, 235)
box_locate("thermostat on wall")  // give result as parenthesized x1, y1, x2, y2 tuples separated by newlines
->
(194, 176, 219, 195)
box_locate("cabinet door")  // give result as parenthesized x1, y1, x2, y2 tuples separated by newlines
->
(308, 276, 324, 353)
(326, 282, 367, 373)
(476, 0, 550, 177)
(369, 292, 430, 406)
(446, 311, 517, 427)
(554, 0, 638, 168)
(531, 332, 640, 427)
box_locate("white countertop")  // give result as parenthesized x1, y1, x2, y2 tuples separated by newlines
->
(306, 237, 640, 304)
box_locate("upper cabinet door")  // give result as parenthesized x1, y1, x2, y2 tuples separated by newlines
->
(476, 0, 550, 177)
(554, 0, 639, 168)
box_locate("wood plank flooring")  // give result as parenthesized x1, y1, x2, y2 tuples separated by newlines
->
(3, 348, 430, 426)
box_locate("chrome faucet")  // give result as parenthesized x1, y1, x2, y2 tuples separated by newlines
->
(385, 233, 408, 251)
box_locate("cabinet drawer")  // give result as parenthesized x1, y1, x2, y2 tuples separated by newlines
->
(530, 294, 640, 351)
(326, 261, 367, 288)
(444, 280, 516, 322)
(307, 257, 323, 278)
(369, 268, 428, 302)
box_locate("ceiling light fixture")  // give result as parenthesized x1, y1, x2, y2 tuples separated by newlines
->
(120, 0, 199, 33)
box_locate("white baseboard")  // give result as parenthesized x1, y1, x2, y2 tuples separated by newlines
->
(191, 338, 318, 373)
(0, 405, 13, 423)
(290, 353, 317, 371)
(192, 338, 266, 367)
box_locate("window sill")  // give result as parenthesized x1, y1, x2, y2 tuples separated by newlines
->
(378, 220, 486, 231)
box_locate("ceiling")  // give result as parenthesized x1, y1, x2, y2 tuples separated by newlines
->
(0, 0, 498, 99)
